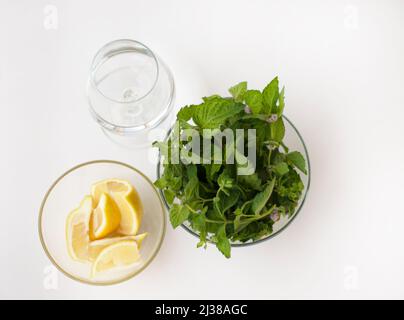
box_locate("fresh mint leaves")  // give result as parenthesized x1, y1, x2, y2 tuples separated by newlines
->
(192, 97, 244, 129)
(154, 77, 307, 258)
(244, 90, 263, 114)
(215, 225, 231, 258)
(262, 77, 279, 114)
(251, 179, 276, 215)
(170, 204, 190, 228)
(286, 151, 307, 174)
(229, 81, 247, 102)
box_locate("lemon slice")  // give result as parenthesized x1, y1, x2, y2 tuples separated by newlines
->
(92, 179, 143, 236)
(88, 233, 148, 261)
(90, 192, 121, 240)
(92, 240, 140, 276)
(66, 196, 93, 262)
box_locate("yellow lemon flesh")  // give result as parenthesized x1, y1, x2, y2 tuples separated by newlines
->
(66, 196, 93, 262)
(92, 240, 140, 276)
(90, 192, 121, 240)
(91, 179, 143, 236)
(88, 233, 148, 261)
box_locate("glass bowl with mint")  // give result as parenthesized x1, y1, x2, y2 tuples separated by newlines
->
(154, 78, 310, 258)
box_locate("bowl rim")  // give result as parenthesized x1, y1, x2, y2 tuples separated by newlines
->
(156, 115, 311, 247)
(38, 159, 166, 286)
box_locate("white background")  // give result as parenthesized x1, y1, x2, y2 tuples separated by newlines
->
(1, 0, 404, 299)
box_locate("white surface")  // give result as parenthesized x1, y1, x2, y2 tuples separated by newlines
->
(1, 0, 404, 299)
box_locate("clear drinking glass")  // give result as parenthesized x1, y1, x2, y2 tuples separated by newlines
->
(87, 39, 175, 147)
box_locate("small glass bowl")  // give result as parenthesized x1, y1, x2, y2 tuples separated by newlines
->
(156, 116, 310, 247)
(39, 160, 166, 285)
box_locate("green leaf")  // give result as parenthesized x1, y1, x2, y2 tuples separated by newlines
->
(177, 105, 196, 121)
(184, 165, 199, 200)
(163, 189, 175, 205)
(234, 207, 243, 216)
(186, 164, 197, 179)
(277, 87, 285, 116)
(191, 210, 207, 231)
(184, 178, 199, 200)
(215, 224, 231, 258)
(238, 173, 262, 191)
(202, 94, 221, 102)
(154, 177, 167, 189)
(218, 170, 234, 193)
(271, 117, 285, 142)
(244, 90, 263, 114)
(286, 151, 307, 174)
(192, 98, 244, 129)
(207, 163, 221, 180)
(251, 178, 276, 215)
(233, 214, 242, 231)
(190, 209, 207, 248)
(229, 82, 247, 102)
(214, 189, 240, 218)
(170, 176, 182, 191)
(170, 204, 190, 228)
(262, 77, 279, 114)
(159, 164, 183, 191)
(223, 189, 240, 211)
(274, 162, 289, 176)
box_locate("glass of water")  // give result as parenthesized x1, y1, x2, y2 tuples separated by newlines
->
(87, 39, 175, 147)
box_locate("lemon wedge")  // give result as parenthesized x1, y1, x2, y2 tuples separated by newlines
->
(92, 240, 140, 276)
(66, 196, 93, 262)
(92, 179, 143, 236)
(90, 192, 121, 240)
(88, 233, 148, 261)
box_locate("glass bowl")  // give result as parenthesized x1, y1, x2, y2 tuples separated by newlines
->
(39, 160, 165, 285)
(156, 116, 310, 247)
